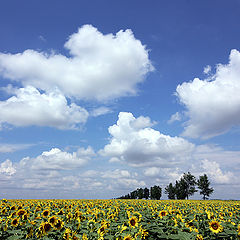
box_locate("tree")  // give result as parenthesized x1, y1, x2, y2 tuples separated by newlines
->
(150, 185, 162, 200)
(175, 179, 187, 199)
(164, 183, 176, 199)
(182, 172, 198, 199)
(137, 188, 144, 199)
(197, 174, 214, 200)
(143, 187, 150, 199)
(130, 190, 138, 199)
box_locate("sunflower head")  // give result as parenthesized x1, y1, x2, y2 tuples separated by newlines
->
(159, 210, 168, 218)
(209, 220, 223, 234)
(196, 234, 204, 240)
(43, 222, 52, 233)
(123, 235, 133, 240)
(54, 219, 64, 230)
(42, 209, 50, 218)
(129, 216, 138, 228)
(11, 218, 19, 227)
(48, 215, 57, 226)
(17, 209, 26, 217)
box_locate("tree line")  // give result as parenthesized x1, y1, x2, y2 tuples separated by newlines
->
(117, 172, 214, 200)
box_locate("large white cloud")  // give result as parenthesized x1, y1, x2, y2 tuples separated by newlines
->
(0, 86, 88, 129)
(0, 25, 153, 101)
(176, 49, 240, 139)
(100, 112, 194, 167)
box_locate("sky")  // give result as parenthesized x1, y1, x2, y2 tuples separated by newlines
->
(0, 0, 240, 200)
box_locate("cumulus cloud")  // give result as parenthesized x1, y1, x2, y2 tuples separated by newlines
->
(19, 147, 94, 170)
(100, 112, 194, 167)
(201, 159, 235, 184)
(176, 49, 240, 139)
(0, 86, 88, 129)
(0, 159, 16, 175)
(0, 24, 153, 101)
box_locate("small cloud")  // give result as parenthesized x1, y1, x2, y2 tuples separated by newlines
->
(90, 106, 112, 117)
(203, 65, 211, 74)
(38, 35, 46, 42)
(168, 112, 181, 124)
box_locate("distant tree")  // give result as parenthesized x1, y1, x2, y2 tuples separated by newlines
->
(137, 188, 144, 199)
(197, 174, 214, 200)
(150, 185, 162, 200)
(164, 183, 176, 199)
(175, 179, 187, 199)
(130, 190, 138, 199)
(143, 187, 150, 199)
(182, 172, 198, 199)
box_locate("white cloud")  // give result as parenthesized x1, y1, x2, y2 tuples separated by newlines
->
(176, 49, 240, 139)
(168, 112, 181, 124)
(0, 24, 153, 101)
(100, 112, 194, 167)
(19, 147, 93, 170)
(0, 86, 88, 129)
(0, 143, 32, 153)
(201, 159, 235, 184)
(203, 65, 211, 74)
(102, 169, 131, 179)
(0, 159, 16, 175)
(90, 106, 112, 117)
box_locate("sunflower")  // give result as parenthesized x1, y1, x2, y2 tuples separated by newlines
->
(196, 234, 204, 240)
(11, 217, 19, 227)
(159, 210, 167, 218)
(48, 215, 57, 226)
(54, 219, 64, 230)
(129, 216, 138, 228)
(123, 235, 134, 240)
(63, 228, 71, 240)
(42, 222, 52, 234)
(10, 205, 16, 211)
(97, 224, 107, 236)
(17, 209, 26, 217)
(42, 209, 50, 218)
(209, 220, 223, 234)
(82, 233, 88, 240)
(238, 224, 240, 235)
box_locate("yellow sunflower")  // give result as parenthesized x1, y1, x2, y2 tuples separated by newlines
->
(17, 209, 26, 217)
(196, 234, 204, 240)
(209, 220, 223, 234)
(238, 224, 240, 235)
(48, 215, 57, 226)
(42, 209, 50, 218)
(11, 217, 19, 227)
(63, 228, 71, 240)
(129, 216, 138, 228)
(123, 235, 134, 240)
(54, 218, 64, 230)
(159, 210, 167, 218)
(42, 222, 52, 234)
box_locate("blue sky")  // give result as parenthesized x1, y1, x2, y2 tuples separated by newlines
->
(0, 0, 240, 199)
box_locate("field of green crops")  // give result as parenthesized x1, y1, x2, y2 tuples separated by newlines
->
(0, 198, 240, 239)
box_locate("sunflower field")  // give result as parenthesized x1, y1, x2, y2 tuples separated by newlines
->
(0, 198, 240, 239)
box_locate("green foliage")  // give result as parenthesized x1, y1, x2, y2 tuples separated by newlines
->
(164, 183, 176, 199)
(150, 185, 162, 200)
(197, 174, 214, 200)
